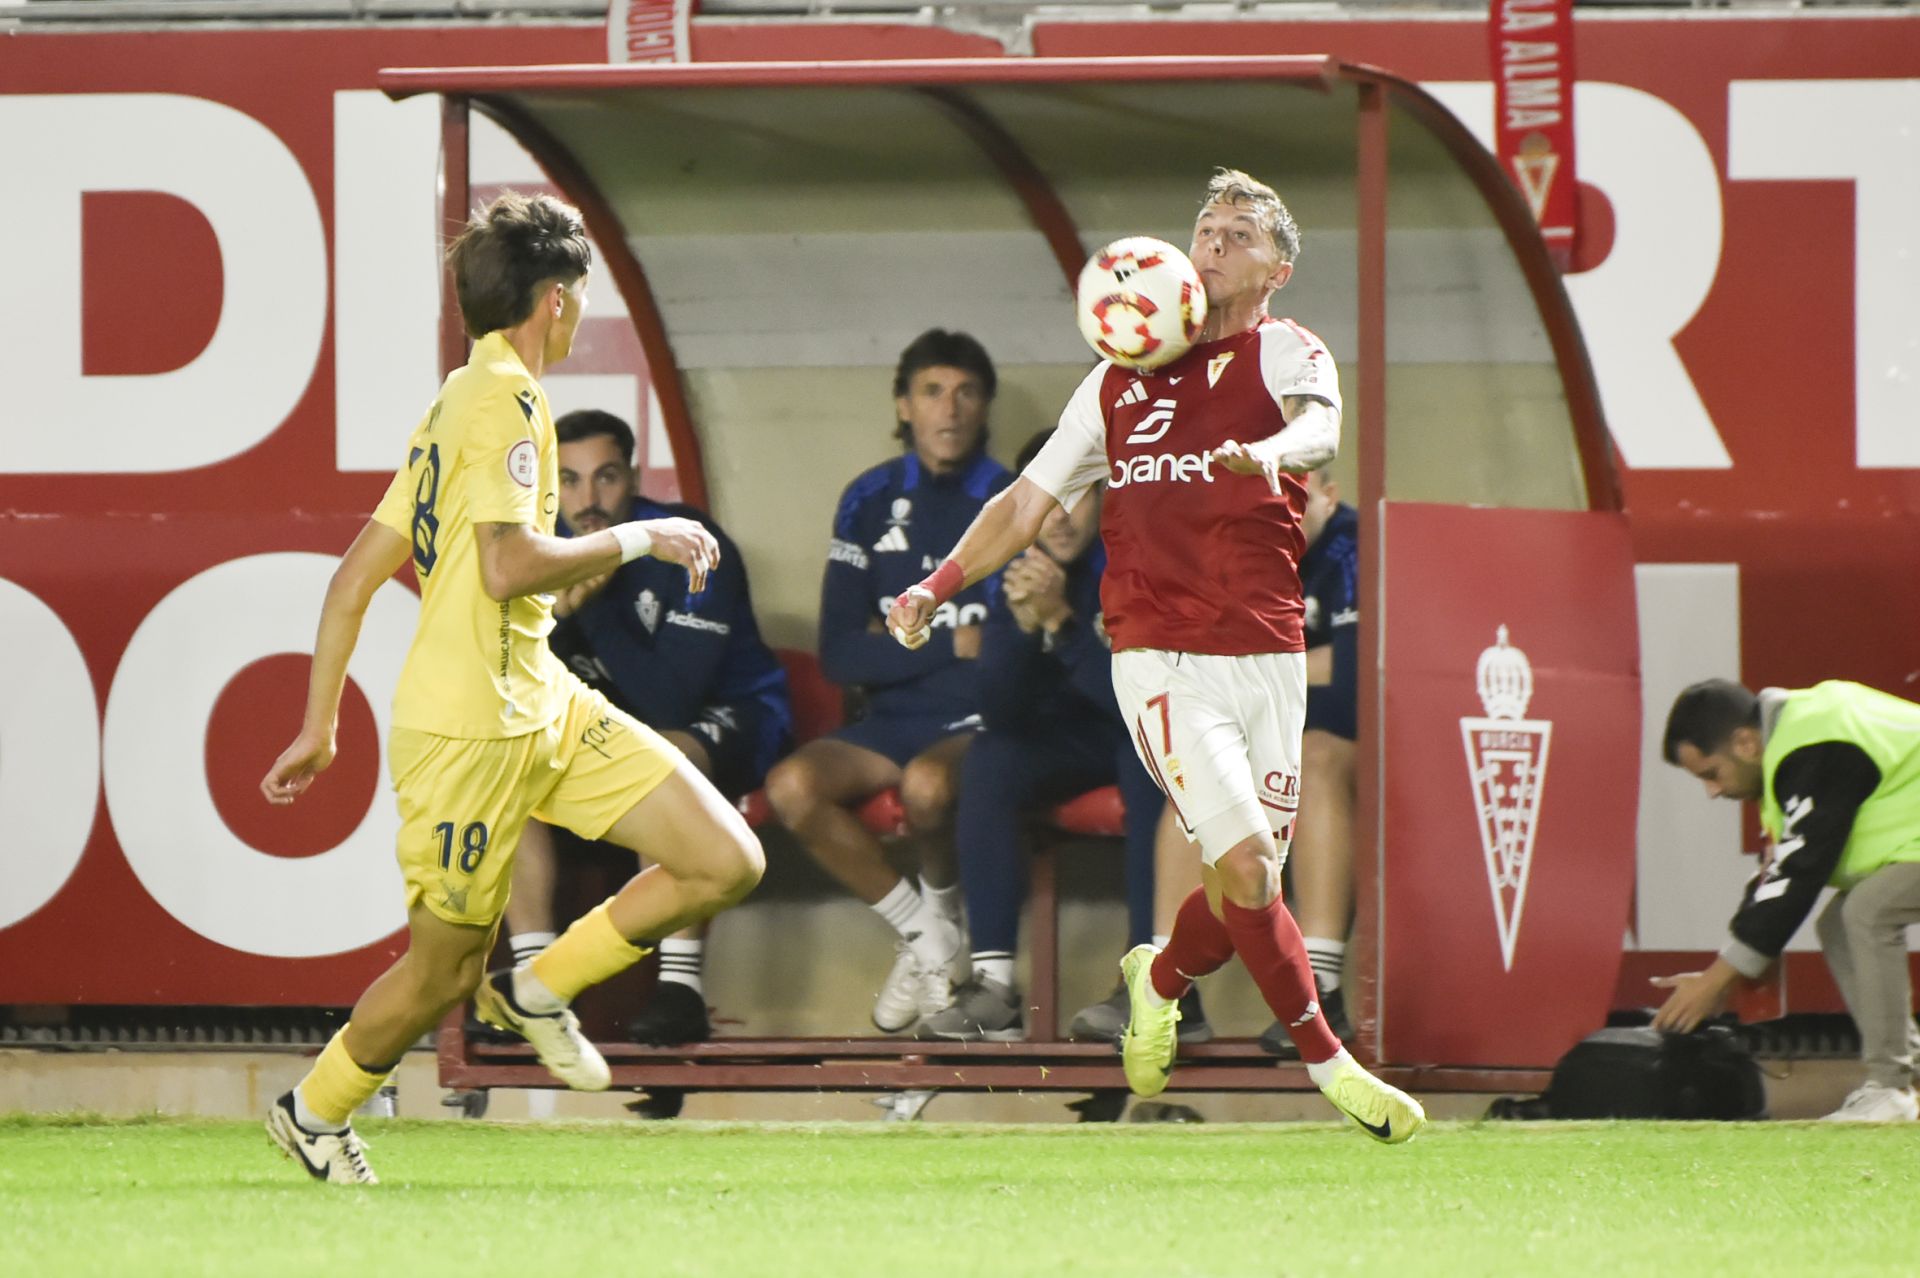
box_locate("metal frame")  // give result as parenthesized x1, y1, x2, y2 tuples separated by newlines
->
(401, 55, 1610, 1098)
(400, 55, 1616, 515)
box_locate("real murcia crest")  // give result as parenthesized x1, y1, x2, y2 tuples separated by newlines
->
(1459, 625, 1551, 971)
(1207, 352, 1234, 388)
(1511, 132, 1562, 225)
(636, 588, 661, 635)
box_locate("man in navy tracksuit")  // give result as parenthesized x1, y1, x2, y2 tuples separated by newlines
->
(915, 430, 1176, 1041)
(503, 408, 792, 1046)
(765, 330, 1011, 1033)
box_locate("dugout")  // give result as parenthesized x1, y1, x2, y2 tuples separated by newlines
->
(381, 57, 1640, 1098)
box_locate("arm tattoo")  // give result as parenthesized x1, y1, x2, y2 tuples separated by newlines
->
(1282, 393, 1335, 423)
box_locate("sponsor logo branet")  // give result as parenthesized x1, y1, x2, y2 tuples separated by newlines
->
(1109, 451, 1215, 488)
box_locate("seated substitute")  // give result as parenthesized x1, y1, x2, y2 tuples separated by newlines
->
(764, 329, 1011, 1033)
(918, 430, 1205, 1042)
(503, 408, 793, 1045)
(1654, 678, 1920, 1123)
(1259, 467, 1359, 1054)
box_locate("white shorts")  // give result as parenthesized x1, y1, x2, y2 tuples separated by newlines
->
(1110, 648, 1307, 866)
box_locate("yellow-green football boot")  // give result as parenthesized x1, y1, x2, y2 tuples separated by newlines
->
(1318, 1054, 1426, 1144)
(1118, 944, 1181, 1097)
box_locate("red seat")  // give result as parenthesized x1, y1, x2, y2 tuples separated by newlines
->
(736, 649, 907, 837)
(1044, 784, 1126, 837)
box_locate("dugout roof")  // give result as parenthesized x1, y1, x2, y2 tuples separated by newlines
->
(379, 56, 1615, 517)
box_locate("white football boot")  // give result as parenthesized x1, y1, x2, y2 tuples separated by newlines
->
(267, 1092, 378, 1185)
(472, 970, 611, 1091)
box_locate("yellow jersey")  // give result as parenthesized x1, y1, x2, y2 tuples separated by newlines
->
(372, 332, 567, 739)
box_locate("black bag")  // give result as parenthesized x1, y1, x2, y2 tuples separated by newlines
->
(1493, 1025, 1768, 1120)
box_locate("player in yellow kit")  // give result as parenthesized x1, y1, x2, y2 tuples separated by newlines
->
(259, 192, 765, 1184)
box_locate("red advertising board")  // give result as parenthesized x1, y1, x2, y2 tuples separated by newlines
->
(1, 15, 1915, 1008)
(1377, 504, 1640, 1066)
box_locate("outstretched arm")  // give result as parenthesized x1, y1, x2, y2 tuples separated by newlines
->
(474, 516, 718, 602)
(885, 475, 1059, 649)
(260, 520, 411, 805)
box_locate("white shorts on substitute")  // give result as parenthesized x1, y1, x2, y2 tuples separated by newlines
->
(1110, 648, 1307, 866)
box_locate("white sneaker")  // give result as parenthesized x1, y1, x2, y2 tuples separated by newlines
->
(872, 942, 956, 1033)
(472, 970, 611, 1092)
(1822, 1083, 1919, 1123)
(267, 1091, 378, 1184)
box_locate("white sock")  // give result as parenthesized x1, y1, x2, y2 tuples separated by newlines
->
(1304, 937, 1346, 994)
(509, 931, 556, 967)
(657, 938, 705, 997)
(1151, 933, 1171, 950)
(873, 878, 959, 967)
(972, 953, 1015, 988)
(922, 877, 964, 924)
(1307, 1047, 1353, 1090)
(293, 1086, 345, 1134)
(511, 962, 566, 1015)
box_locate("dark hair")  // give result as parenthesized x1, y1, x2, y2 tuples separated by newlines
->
(1016, 428, 1054, 474)
(555, 409, 635, 466)
(1662, 679, 1759, 764)
(892, 328, 997, 446)
(445, 191, 592, 339)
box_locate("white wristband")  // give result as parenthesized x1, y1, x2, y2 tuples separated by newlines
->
(609, 522, 653, 565)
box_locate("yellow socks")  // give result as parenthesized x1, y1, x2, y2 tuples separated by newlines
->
(529, 899, 652, 1004)
(296, 1026, 390, 1128)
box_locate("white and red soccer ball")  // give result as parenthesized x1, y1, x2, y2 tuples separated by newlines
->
(1074, 236, 1208, 371)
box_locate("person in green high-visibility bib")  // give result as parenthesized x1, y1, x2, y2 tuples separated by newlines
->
(1657, 678, 1920, 1123)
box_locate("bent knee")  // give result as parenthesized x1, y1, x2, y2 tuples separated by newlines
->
(728, 832, 768, 898)
(1839, 886, 1894, 936)
(1215, 837, 1282, 906)
(900, 761, 961, 826)
(763, 758, 821, 825)
(698, 828, 766, 907)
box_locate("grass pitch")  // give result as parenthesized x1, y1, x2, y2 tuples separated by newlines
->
(2, 1114, 1913, 1277)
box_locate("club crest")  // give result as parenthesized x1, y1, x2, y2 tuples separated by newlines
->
(1459, 626, 1551, 971)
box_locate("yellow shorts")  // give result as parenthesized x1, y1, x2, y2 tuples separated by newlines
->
(388, 681, 682, 927)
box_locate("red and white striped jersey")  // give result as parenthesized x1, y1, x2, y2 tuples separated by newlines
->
(1024, 317, 1341, 656)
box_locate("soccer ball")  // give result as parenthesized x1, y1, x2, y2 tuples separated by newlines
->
(1075, 237, 1208, 371)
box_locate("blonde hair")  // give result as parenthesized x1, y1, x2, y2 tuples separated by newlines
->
(1201, 168, 1300, 263)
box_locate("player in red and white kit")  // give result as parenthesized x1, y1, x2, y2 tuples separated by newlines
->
(888, 169, 1424, 1143)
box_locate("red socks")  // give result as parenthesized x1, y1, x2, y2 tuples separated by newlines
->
(1220, 896, 1342, 1064)
(1149, 887, 1236, 1001)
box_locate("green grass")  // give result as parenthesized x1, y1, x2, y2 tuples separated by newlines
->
(2, 1115, 1914, 1277)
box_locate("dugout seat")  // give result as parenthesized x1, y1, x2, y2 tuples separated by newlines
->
(735, 649, 906, 836)
(738, 648, 1128, 847)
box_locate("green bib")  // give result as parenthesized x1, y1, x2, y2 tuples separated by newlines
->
(1762, 681, 1920, 890)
